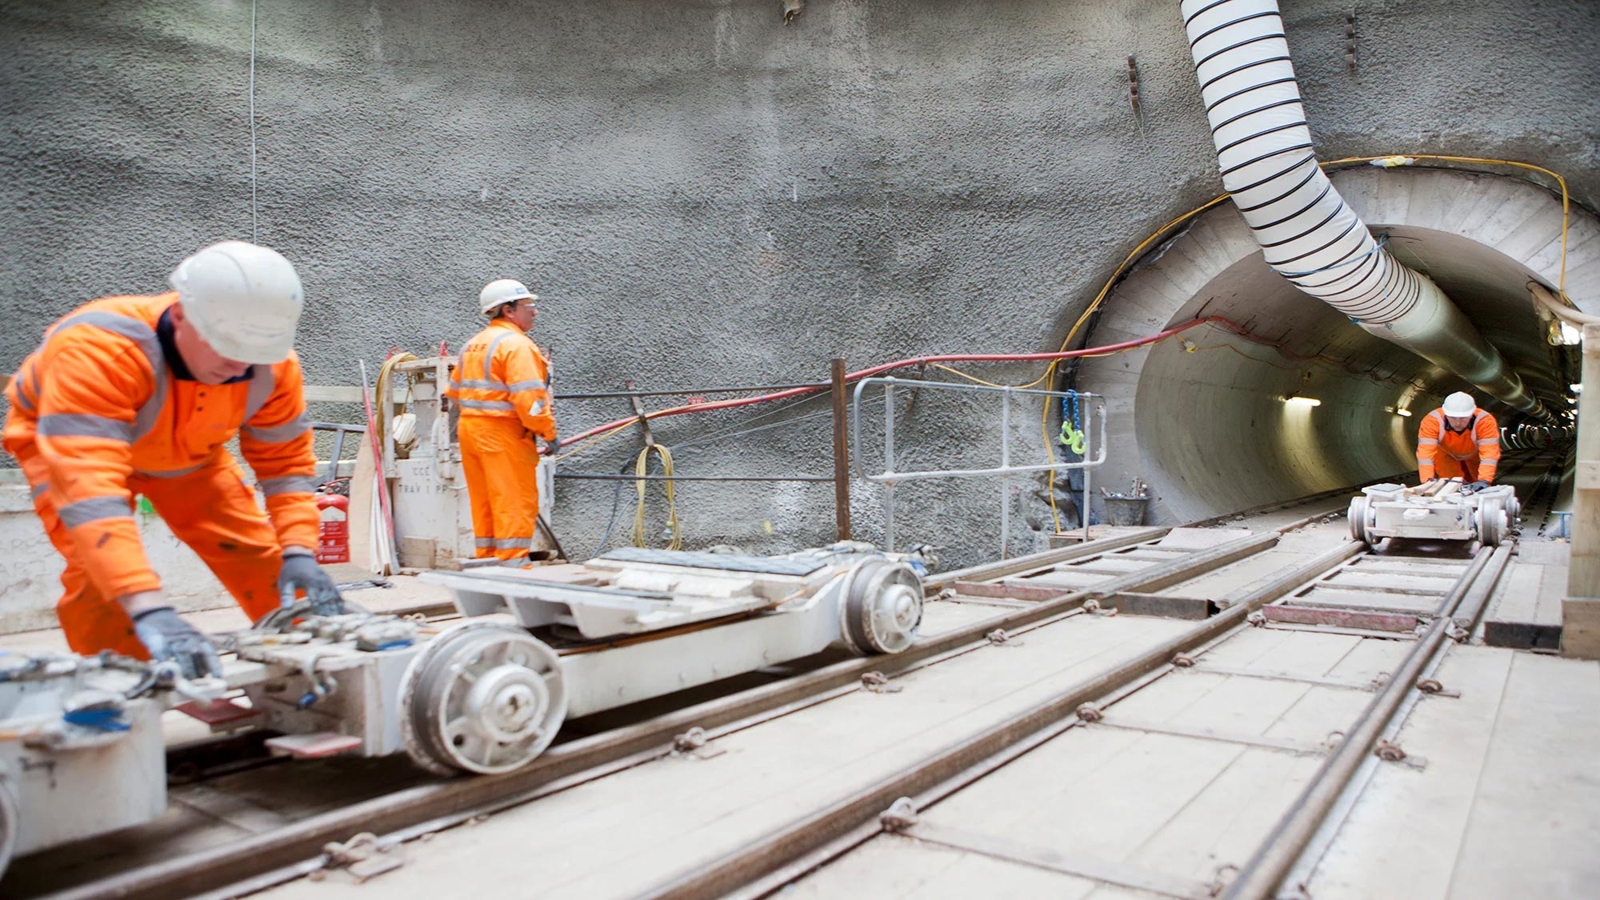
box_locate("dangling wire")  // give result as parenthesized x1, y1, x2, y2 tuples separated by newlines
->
(631, 444, 682, 550)
(248, 0, 258, 243)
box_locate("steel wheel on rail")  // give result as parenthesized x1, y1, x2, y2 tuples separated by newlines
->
(840, 558, 924, 655)
(0, 768, 17, 882)
(1476, 497, 1508, 548)
(1347, 495, 1372, 546)
(399, 622, 567, 776)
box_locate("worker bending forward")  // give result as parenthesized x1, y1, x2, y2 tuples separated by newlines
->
(1417, 391, 1501, 492)
(448, 279, 557, 562)
(2, 242, 343, 677)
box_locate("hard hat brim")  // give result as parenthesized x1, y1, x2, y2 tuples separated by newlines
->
(187, 310, 295, 364)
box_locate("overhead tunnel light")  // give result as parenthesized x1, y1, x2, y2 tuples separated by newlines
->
(1396, 408, 1413, 417)
(1283, 396, 1322, 407)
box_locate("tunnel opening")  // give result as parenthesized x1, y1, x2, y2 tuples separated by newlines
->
(1078, 166, 1597, 525)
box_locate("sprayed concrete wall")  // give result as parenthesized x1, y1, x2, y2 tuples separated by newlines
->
(1, 0, 1597, 589)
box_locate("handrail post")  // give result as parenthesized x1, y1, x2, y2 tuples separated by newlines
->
(884, 378, 897, 551)
(1082, 398, 1093, 544)
(1000, 387, 1011, 559)
(831, 358, 852, 542)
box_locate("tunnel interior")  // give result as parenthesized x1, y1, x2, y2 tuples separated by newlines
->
(1080, 168, 1590, 525)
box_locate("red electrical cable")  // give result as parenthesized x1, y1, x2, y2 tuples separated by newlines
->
(559, 316, 1248, 448)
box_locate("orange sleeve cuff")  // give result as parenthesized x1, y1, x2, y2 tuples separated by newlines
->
(266, 494, 321, 552)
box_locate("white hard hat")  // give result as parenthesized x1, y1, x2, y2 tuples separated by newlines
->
(479, 279, 538, 315)
(168, 241, 303, 364)
(1442, 392, 1477, 417)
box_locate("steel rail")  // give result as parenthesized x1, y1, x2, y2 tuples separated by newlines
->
(42, 529, 1286, 900)
(40, 498, 1355, 900)
(642, 540, 1368, 899)
(1220, 543, 1499, 899)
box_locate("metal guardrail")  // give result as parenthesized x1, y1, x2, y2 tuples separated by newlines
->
(851, 377, 1108, 556)
(310, 421, 366, 484)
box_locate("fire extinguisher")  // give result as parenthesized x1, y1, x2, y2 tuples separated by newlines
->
(316, 492, 350, 564)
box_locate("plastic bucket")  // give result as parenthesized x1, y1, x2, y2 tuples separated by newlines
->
(1103, 497, 1149, 527)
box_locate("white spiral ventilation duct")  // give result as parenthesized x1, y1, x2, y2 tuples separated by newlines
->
(1180, 0, 1544, 417)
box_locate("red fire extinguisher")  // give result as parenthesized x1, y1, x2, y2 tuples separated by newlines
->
(316, 492, 350, 564)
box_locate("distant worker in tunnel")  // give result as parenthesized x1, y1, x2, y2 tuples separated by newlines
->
(1417, 391, 1500, 493)
(447, 279, 558, 563)
(1, 242, 344, 678)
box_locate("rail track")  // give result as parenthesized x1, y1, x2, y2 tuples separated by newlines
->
(3, 466, 1555, 899)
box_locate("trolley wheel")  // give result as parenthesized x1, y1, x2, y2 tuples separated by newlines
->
(0, 771, 16, 883)
(400, 622, 567, 776)
(1347, 495, 1372, 546)
(840, 558, 924, 656)
(1476, 497, 1508, 548)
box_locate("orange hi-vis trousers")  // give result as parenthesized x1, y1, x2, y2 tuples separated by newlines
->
(458, 416, 542, 562)
(27, 455, 286, 658)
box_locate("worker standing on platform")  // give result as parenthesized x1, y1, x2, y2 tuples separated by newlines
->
(1416, 391, 1501, 493)
(2, 242, 343, 678)
(446, 279, 558, 563)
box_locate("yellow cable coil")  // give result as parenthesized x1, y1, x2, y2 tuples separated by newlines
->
(632, 444, 682, 550)
(371, 352, 420, 456)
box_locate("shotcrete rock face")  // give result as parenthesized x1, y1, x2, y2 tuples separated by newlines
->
(1, 0, 1595, 563)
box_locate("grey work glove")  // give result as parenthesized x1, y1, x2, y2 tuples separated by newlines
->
(278, 551, 345, 617)
(543, 432, 560, 456)
(1461, 480, 1491, 494)
(131, 607, 223, 679)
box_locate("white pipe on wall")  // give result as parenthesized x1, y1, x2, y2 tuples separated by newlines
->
(1180, 0, 1545, 418)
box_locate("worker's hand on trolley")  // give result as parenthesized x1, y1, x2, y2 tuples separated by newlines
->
(130, 605, 224, 679)
(1461, 480, 1491, 494)
(278, 549, 345, 617)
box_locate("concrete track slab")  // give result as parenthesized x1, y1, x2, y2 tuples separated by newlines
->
(1448, 652, 1600, 898)
(1145, 522, 1351, 603)
(786, 833, 1098, 899)
(1321, 571, 1460, 593)
(1154, 528, 1255, 550)
(247, 615, 1194, 900)
(1287, 588, 1443, 615)
(1308, 645, 1600, 900)
(919, 598, 1007, 635)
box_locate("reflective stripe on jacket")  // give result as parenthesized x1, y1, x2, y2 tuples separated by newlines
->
(445, 319, 556, 440)
(1, 293, 320, 599)
(1416, 406, 1500, 483)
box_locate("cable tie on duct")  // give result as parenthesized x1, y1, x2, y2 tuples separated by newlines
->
(1275, 233, 1389, 279)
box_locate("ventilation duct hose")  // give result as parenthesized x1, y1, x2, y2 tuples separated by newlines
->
(1179, 0, 1544, 417)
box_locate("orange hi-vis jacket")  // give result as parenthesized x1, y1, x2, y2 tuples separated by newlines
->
(1416, 406, 1500, 484)
(446, 319, 556, 439)
(444, 320, 555, 560)
(2, 293, 321, 605)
